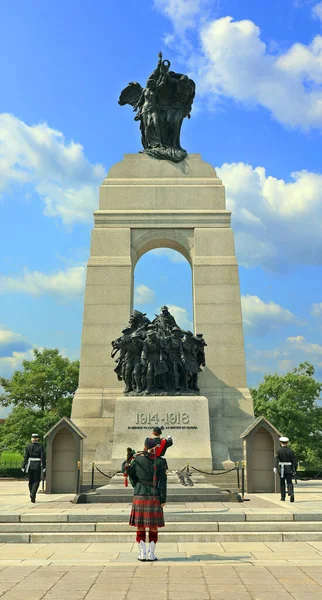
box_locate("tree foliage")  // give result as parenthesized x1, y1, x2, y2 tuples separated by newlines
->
(0, 348, 79, 412)
(251, 362, 322, 468)
(0, 348, 79, 453)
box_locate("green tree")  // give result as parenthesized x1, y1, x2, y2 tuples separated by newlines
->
(0, 348, 79, 413)
(251, 362, 322, 468)
(0, 348, 79, 453)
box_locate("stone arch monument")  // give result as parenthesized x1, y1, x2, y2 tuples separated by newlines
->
(71, 152, 254, 470)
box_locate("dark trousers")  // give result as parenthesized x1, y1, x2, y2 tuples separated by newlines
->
(28, 469, 41, 499)
(280, 473, 294, 499)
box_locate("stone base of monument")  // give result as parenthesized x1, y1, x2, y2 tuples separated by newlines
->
(110, 395, 212, 471)
(78, 472, 237, 503)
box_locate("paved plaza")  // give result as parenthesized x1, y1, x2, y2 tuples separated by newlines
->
(1, 480, 322, 598)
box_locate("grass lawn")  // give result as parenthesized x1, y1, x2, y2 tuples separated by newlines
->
(0, 451, 23, 464)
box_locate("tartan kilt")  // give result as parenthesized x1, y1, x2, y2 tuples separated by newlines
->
(129, 495, 165, 528)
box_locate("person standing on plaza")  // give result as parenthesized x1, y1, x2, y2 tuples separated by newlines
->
(22, 433, 46, 503)
(124, 435, 168, 561)
(274, 436, 297, 502)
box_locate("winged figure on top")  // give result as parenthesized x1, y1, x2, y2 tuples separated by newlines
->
(118, 52, 195, 163)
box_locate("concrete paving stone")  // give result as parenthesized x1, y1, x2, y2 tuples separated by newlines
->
(287, 594, 322, 600)
(0, 566, 38, 581)
(177, 543, 223, 552)
(0, 584, 15, 593)
(265, 542, 314, 551)
(102, 565, 137, 572)
(86, 591, 127, 600)
(208, 593, 251, 600)
(126, 595, 167, 600)
(1, 592, 46, 600)
(69, 566, 104, 572)
(42, 592, 88, 600)
(168, 594, 210, 600)
(85, 543, 133, 552)
(238, 594, 293, 600)
(207, 584, 247, 592)
(220, 542, 272, 551)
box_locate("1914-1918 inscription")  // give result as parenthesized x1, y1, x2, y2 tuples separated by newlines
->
(128, 411, 198, 430)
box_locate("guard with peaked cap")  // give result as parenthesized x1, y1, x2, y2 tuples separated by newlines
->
(22, 433, 46, 503)
(274, 436, 297, 502)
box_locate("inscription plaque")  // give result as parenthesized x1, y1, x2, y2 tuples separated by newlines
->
(111, 396, 212, 471)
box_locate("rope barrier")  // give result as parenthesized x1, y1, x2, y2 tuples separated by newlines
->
(190, 465, 237, 476)
(296, 469, 322, 481)
(95, 466, 116, 479)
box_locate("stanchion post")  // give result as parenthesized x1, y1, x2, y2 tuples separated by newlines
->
(236, 461, 240, 492)
(91, 462, 95, 490)
(76, 461, 81, 495)
(241, 460, 245, 500)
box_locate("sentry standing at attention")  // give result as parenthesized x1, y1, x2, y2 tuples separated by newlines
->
(22, 433, 46, 503)
(274, 436, 297, 502)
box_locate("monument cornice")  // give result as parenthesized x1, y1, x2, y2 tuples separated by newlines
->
(93, 209, 231, 228)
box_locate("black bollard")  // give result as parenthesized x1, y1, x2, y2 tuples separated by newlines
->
(91, 462, 95, 490)
(76, 461, 81, 495)
(241, 460, 245, 500)
(236, 461, 240, 492)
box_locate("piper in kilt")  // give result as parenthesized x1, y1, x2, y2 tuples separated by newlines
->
(125, 435, 168, 562)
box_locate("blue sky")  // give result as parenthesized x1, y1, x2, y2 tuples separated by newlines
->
(1, 0, 322, 415)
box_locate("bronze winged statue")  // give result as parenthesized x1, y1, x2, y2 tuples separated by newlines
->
(118, 52, 195, 163)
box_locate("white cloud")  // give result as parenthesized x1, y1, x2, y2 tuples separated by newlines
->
(0, 326, 34, 378)
(0, 265, 86, 298)
(134, 284, 156, 305)
(0, 113, 105, 224)
(313, 2, 322, 21)
(216, 162, 322, 269)
(198, 17, 322, 129)
(287, 335, 322, 355)
(167, 305, 193, 330)
(150, 248, 186, 263)
(0, 350, 34, 378)
(156, 4, 322, 129)
(241, 295, 301, 335)
(154, 0, 206, 36)
(312, 302, 322, 317)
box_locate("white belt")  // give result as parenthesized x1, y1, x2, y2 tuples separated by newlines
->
(279, 462, 292, 478)
(26, 458, 41, 473)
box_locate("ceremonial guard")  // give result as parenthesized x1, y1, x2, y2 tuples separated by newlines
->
(22, 433, 46, 503)
(274, 436, 297, 502)
(123, 429, 172, 561)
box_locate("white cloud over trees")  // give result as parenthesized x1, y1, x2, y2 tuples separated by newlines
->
(241, 295, 301, 335)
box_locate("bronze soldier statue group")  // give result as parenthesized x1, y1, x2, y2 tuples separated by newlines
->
(111, 306, 207, 395)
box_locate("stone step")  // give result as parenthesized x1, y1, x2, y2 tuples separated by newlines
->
(2, 511, 322, 523)
(2, 521, 322, 533)
(2, 531, 322, 543)
(86, 493, 231, 503)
